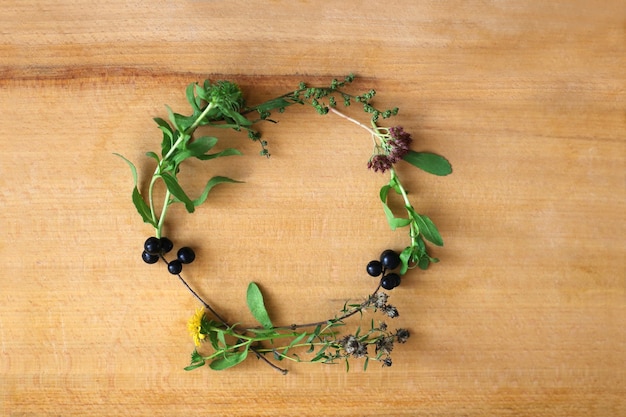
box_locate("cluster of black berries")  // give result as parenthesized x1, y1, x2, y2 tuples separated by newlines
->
(141, 236, 196, 275)
(366, 249, 402, 290)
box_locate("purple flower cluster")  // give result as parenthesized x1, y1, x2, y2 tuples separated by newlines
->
(367, 126, 413, 173)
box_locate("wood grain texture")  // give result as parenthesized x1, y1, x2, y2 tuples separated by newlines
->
(0, 1, 624, 416)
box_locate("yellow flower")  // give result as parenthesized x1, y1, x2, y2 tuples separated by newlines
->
(187, 308, 206, 346)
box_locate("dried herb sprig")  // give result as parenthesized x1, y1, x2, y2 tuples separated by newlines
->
(117, 74, 451, 373)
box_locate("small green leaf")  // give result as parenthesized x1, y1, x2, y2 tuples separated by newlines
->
(209, 348, 249, 370)
(287, 332, 308, 349)
(195, 83, 210, 101)
(399, 246, 413, 275)
(220, 107, 253, 127)
(114, 153, 156, 227)
(161, 172, 195, 213)
(246, 282, 273, 329)
(132, 187, 156, 226)
(193, 176, 242, 207)
(153, 117, 174, 156)
(166, 105, 195, 132)
(402, 150, 452, 176)
(184, 362, 205, 371)
(187, 136, 218, 156)
(184, 349, 206, 371)
(114, 153, 139, 185)
(306, 324, 322, 344)
(254, 97, 296, 114)
(418, 255, 431, 270)
(195, 148, 242, 161)
(165, 105, 180, 131)
(145, 151, 160, 163)
(411, 211, 444, 246)
(186, 82, 202, 113)
(379, 184, 411, 230)
(208, 330, 219, 350)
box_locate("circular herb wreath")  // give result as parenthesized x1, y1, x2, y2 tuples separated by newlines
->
(116, 74, 452, 374)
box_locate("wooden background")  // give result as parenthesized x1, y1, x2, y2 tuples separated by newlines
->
(0, 1, 624, 416)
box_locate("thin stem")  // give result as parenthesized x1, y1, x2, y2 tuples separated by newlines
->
(390, 168, 419, 246)
(327, 106, 378, 136)
(156, 189, 171, 238)
(148, 175, 160, 235)
(272, 281, 382, 331)
(186, 102, 217, 133)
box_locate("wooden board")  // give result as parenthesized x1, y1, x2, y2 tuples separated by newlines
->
(1, 1, 624, 416)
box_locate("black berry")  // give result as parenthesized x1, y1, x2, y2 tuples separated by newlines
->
(177, 247, 196, 264)
(167, 259, 183, 275)
(159, 237, 174, 254)
(380, 249, 400, 270)
(142, 250, 159, 264)
(144, 237, 161, 255)
(380, 273, 401, 290)
(366, 260, 383, 277)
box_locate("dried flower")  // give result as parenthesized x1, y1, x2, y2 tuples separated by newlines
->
(383, 305, 399, 318)
(375, 336, 395, 355)
(382, 357, 393, 367)
(339, 335, 368, 358)
(367, 154, 393, 173)
(373, 292, 389, 309)
(395, 328, 410, 344)
(367, 126, 414, 172)
(387, 126, 413, 163)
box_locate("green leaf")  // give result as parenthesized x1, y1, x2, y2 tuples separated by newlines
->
(220, 107, 253, 127)
(399, 246, 413, 275)
(165, 105, 180, 131)
(145, 151, 160, 163)
(254, 97, 296, 114)
(186, 82, 202, 113)
(411, 211, 444, 246)
(187, 136, 218, 156)
(184, 362, 205, 371)
(132, 187, 156, 226)
(306, 324, 322, 344)
(209, 348, 249, 370)
(184, 349, 206, 371)
(246, 282, 273, 329)
(153, 117, 174, 157)
(166, 105, 195, 132)
(402, 150, 452, 176)
(418, 255, 431, 270)
(114, 153, 138, 185)
(379, 184, 412, 230)
(195, 148, 242, 161)
(287, 332, 308, 349)
(195, 83, 210, 102)
(208, 330, 219, 350)
(193, 176, 242, 207)
(114, 153, 156, 227)
(161, 172, 195, 213)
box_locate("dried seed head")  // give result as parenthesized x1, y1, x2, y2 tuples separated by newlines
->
(395, 328, 410, 344)
(383, 305, 399, 318)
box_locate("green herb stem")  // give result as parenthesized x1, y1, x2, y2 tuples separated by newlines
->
(390, 168, 419, 247)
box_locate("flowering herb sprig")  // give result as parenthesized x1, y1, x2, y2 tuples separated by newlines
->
(117, 74, 451, 373)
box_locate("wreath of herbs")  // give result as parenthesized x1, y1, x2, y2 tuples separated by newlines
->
(116, 74, 451, 374)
